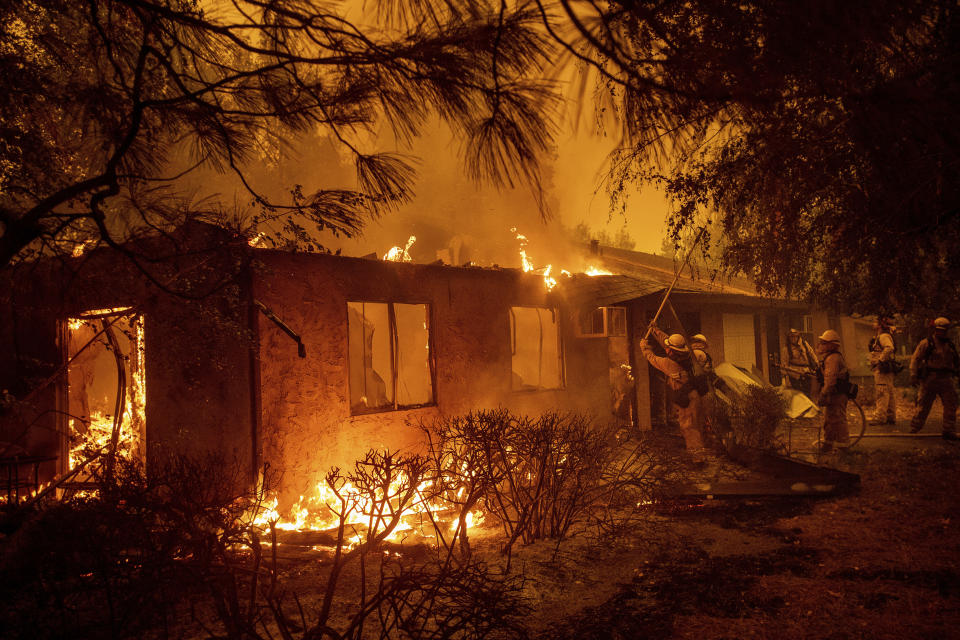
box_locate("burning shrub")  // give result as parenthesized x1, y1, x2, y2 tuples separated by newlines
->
(714, 385, 787, 451)
(257, 449, 530, 640)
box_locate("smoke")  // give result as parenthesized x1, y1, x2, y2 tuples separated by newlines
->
(174, 2, 671, 267)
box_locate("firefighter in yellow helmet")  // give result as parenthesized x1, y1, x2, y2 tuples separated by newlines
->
(816, 329, 851, 452)
(641, 323, 707, 463)
(868, 315, 898, 425)
(909, 317, 959, 440)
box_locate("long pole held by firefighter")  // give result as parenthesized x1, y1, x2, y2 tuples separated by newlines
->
(643, 225, 709, 341)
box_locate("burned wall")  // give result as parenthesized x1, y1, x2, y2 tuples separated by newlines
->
(252, 253, 611, 505)
(0, 226, 255, 483)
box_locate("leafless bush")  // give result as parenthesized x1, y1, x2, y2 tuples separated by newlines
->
(714, 386, 787, 451)
(424, 410, 677, 565)
(0, 452, 257, 639)
(591, 434, 687, 539)
(257, 449, 529, 640)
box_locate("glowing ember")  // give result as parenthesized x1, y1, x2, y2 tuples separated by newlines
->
(71, 240, 95, 257)
(247, 232, 269, 248)
(383, 235, 416, 262)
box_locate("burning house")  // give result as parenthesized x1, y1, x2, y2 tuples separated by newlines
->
(1, 221, 877, 510)
(0, 224, 617, 509)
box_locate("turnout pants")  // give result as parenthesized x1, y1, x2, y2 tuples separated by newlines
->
(823, 394, 849, 445)
(911, 374, 958, 434)
(675, 391, 705, 457)
(873, 371, 896, 423)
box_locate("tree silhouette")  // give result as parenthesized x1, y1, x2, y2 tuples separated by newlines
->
(0, 0, 557, 271)
(540, 0, 959, 312)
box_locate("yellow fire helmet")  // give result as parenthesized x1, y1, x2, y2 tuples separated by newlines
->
(665, 333, 689, 352)
(934, 317, 950, 329)
(818, 329, 841, 344)
(788, 328, 800, 336)
(690, 333, 708, 348)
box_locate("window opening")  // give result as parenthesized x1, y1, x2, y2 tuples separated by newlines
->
(510, 306, 564, 390)
(577, 306, 627, 337)
(348, 302, 434, 414)
(64, 308, 146, 477)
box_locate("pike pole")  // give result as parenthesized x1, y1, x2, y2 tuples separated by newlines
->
(643, 225, 709, 341)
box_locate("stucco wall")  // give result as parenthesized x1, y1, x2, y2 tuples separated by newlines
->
(253, 253, 611, 505)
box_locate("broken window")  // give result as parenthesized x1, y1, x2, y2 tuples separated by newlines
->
(510, 306, 564, 391)
(63, 308, 146, 475)
(347, 302, 434, 414)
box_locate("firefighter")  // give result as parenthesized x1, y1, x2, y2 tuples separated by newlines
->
(690, 334, 713, 375)
(868, 315, 898, 425)
(781, 328, 820, 398)
(909, 317, 959, 440)
(641, 324, 707, 463)
(689, 334, 716, 438)
(816, 329, 850, 452)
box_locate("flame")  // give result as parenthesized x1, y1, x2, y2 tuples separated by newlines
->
(246, 466, 481, 548)
(66, 313, 146, 472)
(383, 235, 416, 262)
(72, 240, 96, 257)
(509, 228, 615, 290)
(248, 232, 269, 248)
(512, 227, 557, 291)
(585, 266, 613, 276)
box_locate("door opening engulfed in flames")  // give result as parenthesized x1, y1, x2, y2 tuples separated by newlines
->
(62, 308, 146, 476)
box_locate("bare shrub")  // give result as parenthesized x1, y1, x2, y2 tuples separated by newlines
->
(593, 434, 687, 538)
(714, 386, 787, 451)
(0, 452, 256, 639)
(423, 410, 679, 564)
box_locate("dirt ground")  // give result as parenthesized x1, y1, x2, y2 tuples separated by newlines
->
(523, 440, 960, 639)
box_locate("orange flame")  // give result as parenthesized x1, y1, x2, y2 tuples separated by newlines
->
(383, 235, 416, 262)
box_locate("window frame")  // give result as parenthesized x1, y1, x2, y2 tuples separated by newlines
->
(576, 306, 627, 338)
(346, 300, 437, 415)
(509, 304, 566, 391)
